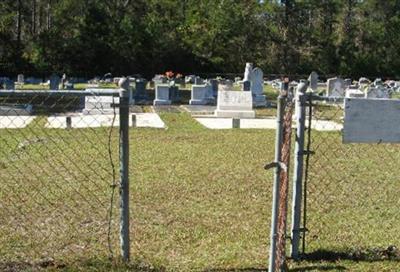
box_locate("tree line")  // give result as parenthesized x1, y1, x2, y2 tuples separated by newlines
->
(1, 0, 400, 79)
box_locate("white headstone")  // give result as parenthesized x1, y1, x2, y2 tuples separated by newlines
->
(214, 91, 255, 118)
(244, 63, 253, 82)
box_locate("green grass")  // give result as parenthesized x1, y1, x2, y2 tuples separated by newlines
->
(0, 109, 399, 271)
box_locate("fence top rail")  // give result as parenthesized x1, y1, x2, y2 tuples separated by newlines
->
(0, 89, 122, 97)
(306, 94, 344, 103)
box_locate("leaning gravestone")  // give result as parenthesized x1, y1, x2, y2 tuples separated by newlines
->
(154, 84, 171, 105)
(250, 68, 267, 107)
(326, 77, 345, 97)
(214, 90, 255, 118)
(50, 74, 60, 90)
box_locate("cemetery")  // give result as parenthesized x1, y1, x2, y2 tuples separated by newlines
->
(2, 1, 400, 271)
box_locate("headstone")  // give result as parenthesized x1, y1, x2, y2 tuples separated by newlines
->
(84, 95, 120, 112)
(65, 82, 74, 90)
(169, 85, 180, 103)
(4, 79, 15, 90)
(50, 74, 60, 90)
(365, 86, 390, 99)
(153, 75, 168, 84)
(133, 79, 148, 103)
(344, 78, 352, 87)
(235, 77, 242, 83)
(209, 79, 219, 97)
(242, 80, 251, 91)
(243, 63, 253, 82)
(358, 77, 370, 85)
(194, 76, 204, 85)
(308, 72, 319, 92)
(190, 84, 210, 105)
(373, 78, 383, 87)
(345, 88, 364, 98)
(61, 73, 67, 89)
(153, 84, 171, 105)
(326, 77, 345, 97)
(214, 90, 255, 118)
(17, 74, 24, 84)
(185, 75, 196, 84)
(250, 67, 267, 107)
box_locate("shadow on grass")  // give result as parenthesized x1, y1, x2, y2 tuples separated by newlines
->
(290, 264, 347, 271)
(291, 246, 400, 271)
(302, 246, 400, 262)
(0, 257, 166, 272)
(204, 268, 266, 272)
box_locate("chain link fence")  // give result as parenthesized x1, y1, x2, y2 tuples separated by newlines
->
(303, 96, 400, 261)
(0, 89, 131, 269)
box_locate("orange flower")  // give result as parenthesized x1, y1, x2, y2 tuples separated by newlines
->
(165, 71, 174, 79)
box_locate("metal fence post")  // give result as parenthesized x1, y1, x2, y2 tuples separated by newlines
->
(118, 78, 130, 261)
(268, 95, 285, 272)
(290, 82, 308, 260)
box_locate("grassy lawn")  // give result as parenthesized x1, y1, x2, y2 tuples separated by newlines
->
(0, 106, 399, 271)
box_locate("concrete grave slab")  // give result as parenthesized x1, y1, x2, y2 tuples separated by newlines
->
(0, 116, 36, 129)
(45, 113, 165, 129)
(181, 105, 216, 115)
(195, 117, 342, 131)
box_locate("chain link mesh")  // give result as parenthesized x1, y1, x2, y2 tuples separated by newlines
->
(0, 92, 121, 268)
(304, 97, 400, 260)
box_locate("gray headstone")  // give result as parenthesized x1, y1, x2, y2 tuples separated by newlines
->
(169, 86, 180, 103)
(209, 79, 219, 97)
(242, 80, 251, 91)
(326, 77, 345, 97)
(154, 84, 171, 105)
(17, 74, 24, 84)
(194, 76, 204, 85)
(133, 79, 148, 102)
(4, 79, 15, 90)
(250, 68, 263, 95)
(50, 75, 60, 90)
(308, 71, 318, 91)
(190, 84, 209, 105)
(250, 68, 267, 107)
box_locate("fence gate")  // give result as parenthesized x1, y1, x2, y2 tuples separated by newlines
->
(295, 94, 400, 262)
(0, 85, 131, 269)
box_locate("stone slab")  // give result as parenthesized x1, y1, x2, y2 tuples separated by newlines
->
(0, 116, 36, 129)
(343, 98, 400, 143)
(195, 117, 342, 131)
(45, 113, 165, 129)
(181, 105, 216, 115)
